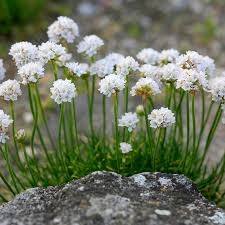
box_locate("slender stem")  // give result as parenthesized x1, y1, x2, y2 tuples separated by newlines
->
(192, 95, 196, 150)
(102, 95, 106, 148)
(123, 75, 129, 141)
(9, 101, 25, 171)
(183, 93, 190, 170)
(51, 60, 58, 80)
(72, 99, 80, 157)
(58, 104, 69, 177)
(113, 92, 120, 171)
(35, 84, 56, 150)
(198, 103, 222, 170)
(90, 75, 95, 137)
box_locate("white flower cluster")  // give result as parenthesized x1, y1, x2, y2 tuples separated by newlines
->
(159, 49, 179, 65)
(18, 62, 45, 85)
(0, 80, 22, 101)
(120, 142, 132, 154)
(0, 59, 6, 81)
(65, 62, 89, 77)
(176, 51, 215, 77)
(116, 56, 139, 77)
(208, 76, 225, 102)
(47, 16, 79, 43)
(161, 63, 184, 82)
(90, 53, 124, 78)
(0, 110, 13, 143)
(38, 41, 66, 63)
(77, 35, 104, 57)
(176, 69, 208, 91)
(136, 48, 160, 65)
(98, 74, 125, 97)
(139, 64, 160, 80)
(118, 112, 139, 132)
(130, 77, 161, 97)
(56, 53, 72, 67)
(148, 107, 175, 128)
(50, 79, 76, 104)
(9, 42, 38, 68)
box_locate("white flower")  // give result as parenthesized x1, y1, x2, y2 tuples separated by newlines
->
(118, 112, 139, 132)
(176, 51, 215, 77)
(90, 53, 124, 78)
(139, 64, 161, 80)
(136, 48, 160, 65)
(47, 16, 79, 43)
(116, 56, 139, 77)
(161, 63, 184, 82)
(0, 59, 6, 81)
(18, 62, 45, 85)
(104, 53, 125, 66)
(176, 69, 208, 91)
(0, 109, 13, 143)
(159, 49, 179, 64)
(65, 62, 89, 77)
(77, 35, 104, 57)
(15, 129, 26, 142)
(130, 77, 161, 97)
(148, 107, 175, 128)
(50, 79, 76, 104)
(98, 74, 125, 97)
(120, 142, 132, 154)
(56, 53, 72, 67)
(38, 41, 66, 63)
(9, 42, 38, 68)
(0, 80, 22, 101)
(208, 76, 225, 102)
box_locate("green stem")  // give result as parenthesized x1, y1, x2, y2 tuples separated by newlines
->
(113, 92, 120, 171)
(51, 60, 58, 80)
(9, 101, 25, 171)
(90, 75, 95, 137)
(72, 99, 80, 158)
(102, 95, 106, 149)
(192, 95, 196, 150)
(35, 84, 56, 150)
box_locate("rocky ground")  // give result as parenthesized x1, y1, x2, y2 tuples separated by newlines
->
(1, 171, 225, 225)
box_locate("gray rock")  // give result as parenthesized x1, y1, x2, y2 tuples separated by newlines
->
(0, 171, 225, 225)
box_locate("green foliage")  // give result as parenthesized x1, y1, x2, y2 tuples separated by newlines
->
(0, 0, 45, 33)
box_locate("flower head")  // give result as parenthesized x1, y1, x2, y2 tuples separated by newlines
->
(136, 105, 144, 117)
(90, 53, 124, 78)
(148, 107, 175, 128)
(118, 112, 139, 132)
(98, 74, 125, 97)
(116, 56, 139, 77)
(77, 35, 104, 57)
(38, 41, 66, 63)
(47, 16, 79, 43)
(0, 59, 6, 81)
(159, 49, 179, 65)
(139, 64, 161, 80)
(18, 62, 45, 85)
(176, 69, 208, 91)
(56, 53, 72, 67)
(136, 48, 160, 65)
(176, 51, 215, 77)
(208, 76, 225, 102)
(161, 63, 183, 82)
(0, 80, 22, 101)
(9, 42, 38, 68)
(65, 62, 89, 77)
(50, 79, 76, 104)
(16, 129, 26, 143)
(0, 110, 13, 143)
(120, 142, 132, 154)
(130, 77, 161, 97)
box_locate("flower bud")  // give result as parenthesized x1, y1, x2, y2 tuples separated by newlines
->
(136, 105, 144, 117)
(16, 129, 26, 143)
